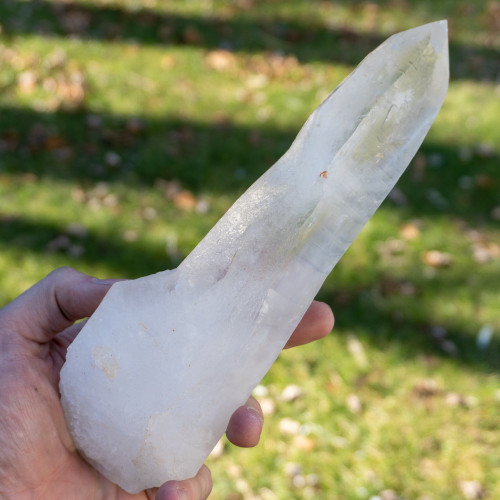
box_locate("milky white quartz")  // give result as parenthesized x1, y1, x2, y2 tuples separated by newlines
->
(60, 21, 449, 494)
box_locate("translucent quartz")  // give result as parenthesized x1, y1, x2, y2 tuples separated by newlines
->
(60, 21, 449, 494)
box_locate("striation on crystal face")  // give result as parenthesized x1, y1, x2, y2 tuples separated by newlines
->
(60, 21, 449, 494)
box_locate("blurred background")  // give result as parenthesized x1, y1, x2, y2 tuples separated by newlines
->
(0, 1, 499, 499)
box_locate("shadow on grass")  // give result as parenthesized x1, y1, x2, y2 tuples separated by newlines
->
(0, 214, 174, 278)
(1, 213, 499, 375)
(1, 105, 499, 226)
(1, 0, 499, 82)
(319, 264, 500, 373)
(320, 281, 500, 376)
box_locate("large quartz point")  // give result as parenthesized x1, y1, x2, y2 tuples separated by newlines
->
(60, 21, 449, 493)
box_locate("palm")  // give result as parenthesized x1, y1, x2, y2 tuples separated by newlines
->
(0, 325, 155, 499)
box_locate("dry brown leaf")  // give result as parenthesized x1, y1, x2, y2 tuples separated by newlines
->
(173, 191, 198, 211)
(346, 394, 363, 414)
(59, 8, 91, 34)
(205, 50, 236, 71)
(279, 418, 301, 435)
(413, 378, 441, 398)
(472, 242, 500, 263)
(260, 398, 275, 416)
(423, 250, 453, 268)
(17, 71, 38, 93)
(400, 223, 420, 240)
(45, 135, 67, 151)
(459, 480, 485, 499)
(347, 334, 368, 368)
(160, 54, 176, 69)
(475, 174, 493, 188)
(281, 384, 303, 403)
(182, 26, 202, 45)
(292, 435, 317, 451)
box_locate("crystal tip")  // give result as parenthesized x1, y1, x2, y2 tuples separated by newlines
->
(425, 20, 448, 54)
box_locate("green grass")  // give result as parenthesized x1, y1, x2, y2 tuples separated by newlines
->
(1, 1, 500, 498)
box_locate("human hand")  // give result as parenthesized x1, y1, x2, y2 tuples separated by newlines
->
(0, 267, 333, 500)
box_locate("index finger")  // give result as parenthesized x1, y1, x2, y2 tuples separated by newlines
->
(284, 301, 334, 349)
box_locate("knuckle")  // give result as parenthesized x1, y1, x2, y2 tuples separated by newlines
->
(49, 266, 78, 281)
(49, 266, 89, 287)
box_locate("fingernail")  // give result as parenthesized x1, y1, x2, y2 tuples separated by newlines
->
(247, 406, 264, 425)
(91, 277, 124, 286)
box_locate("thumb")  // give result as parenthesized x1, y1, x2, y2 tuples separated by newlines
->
(0, 267, 119, 344)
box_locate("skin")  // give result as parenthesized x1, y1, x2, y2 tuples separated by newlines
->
(0, 267, 334, 500)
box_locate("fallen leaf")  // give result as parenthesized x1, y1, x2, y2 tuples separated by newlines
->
(441, 339, 458, 356)
(400, 223, 420, 240)
(205, 49, 236, 71)
(236, 0, 255, 9)
(45, 134, 67, 151)
(17, 70, 38, 93)
(292, 435, 316, 451)
(71, 188, 86, 203)
(413, 378, 441, 398)
(472, 242, 500, 263)
(292, 474, 307, 489)
(86, 114, 102, 129)
(126, 117, 146, 135)
(346, 393, 363, 414)
(281, 384, 303, 403)
(123, 230, 138, 242)
(426, 189, 448, 209)
(491, 206, 500, 220)
(379, 490, 400, 500)
(141, 207, 157, 221)
(156, 178, 182, 199)
(260, 398, 275, 416)
(411, 153, 427, 181)
(347, 334, 368, 368)
(252, 384, 268, 397)
(160, 54, 176, 69)
(428, 325, 447, 340)
(59, 7, 91, 34)
(182, 26, 202, 44)
(377, 239, 407, 265)
(475, 143, 495, 158)
(65, 223, 87, 239)
(475, 174, 493, 188)
(284, 462, 302, 478)
(67, 244, 85, 258)
(46, 235, 71, 252)
(459, 480, 485, 499)
(104, 151, 121, 168)
(388, 187, 407, 206)
(423, 250, 453, 268)
(279, 418, 301, 435)
(477, 325, 493, 349)
(379, 279, 417, 297)
(196, 198, 211, 214)
(173, 191, 198, 211)
(444, 392, 471, 408)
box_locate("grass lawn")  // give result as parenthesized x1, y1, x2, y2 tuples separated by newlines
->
(1, 1, 499, 499)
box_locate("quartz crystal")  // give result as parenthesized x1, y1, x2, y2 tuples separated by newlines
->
(60, 21, 449, 494)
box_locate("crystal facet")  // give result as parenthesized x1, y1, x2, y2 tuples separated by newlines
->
(60, 21, 449, 494)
